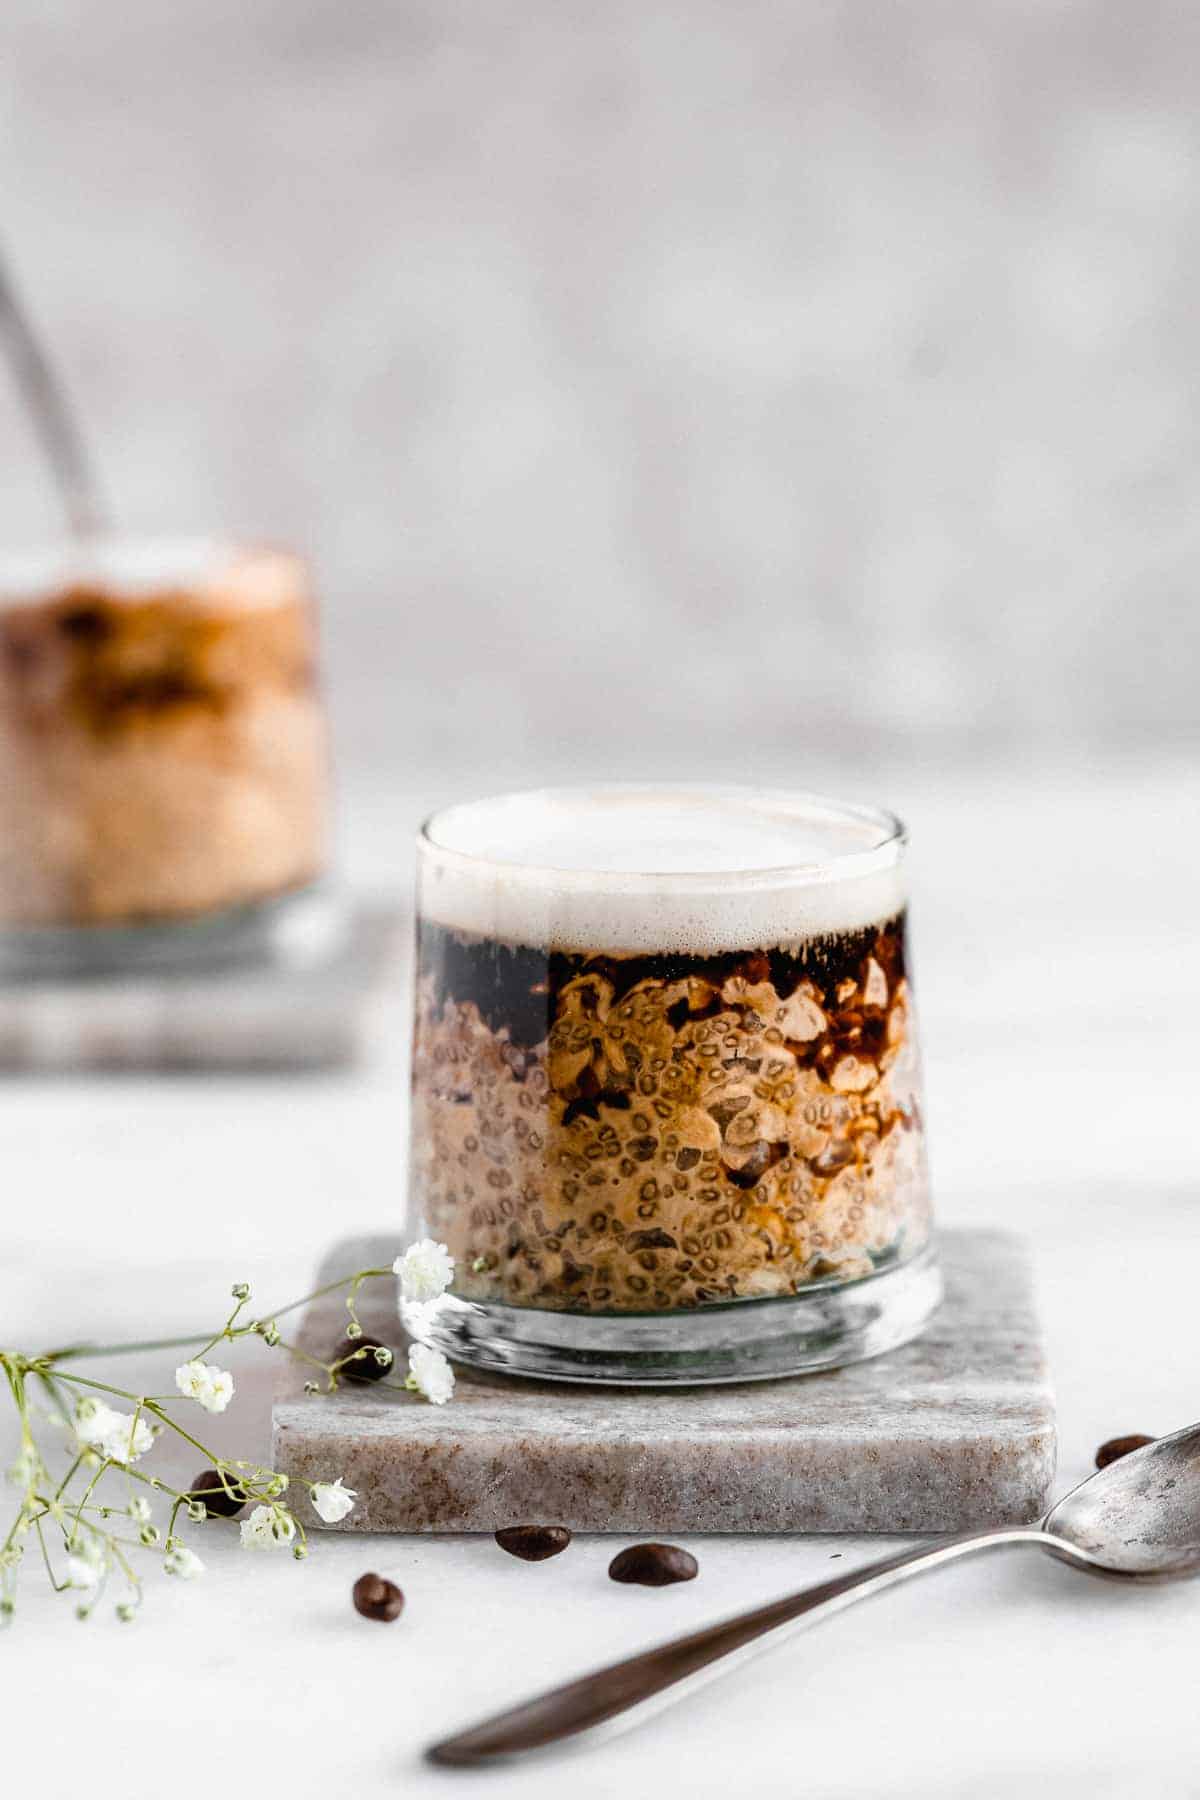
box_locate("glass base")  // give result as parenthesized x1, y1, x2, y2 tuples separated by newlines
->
(0, 884, 345, 981)
(403, 1244, 943, 1387)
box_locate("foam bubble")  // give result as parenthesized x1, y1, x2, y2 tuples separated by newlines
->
(419, 786, 907, 953)
(0, 537, 304, 610)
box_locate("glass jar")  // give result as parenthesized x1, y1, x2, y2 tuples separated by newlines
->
(406, 785, 940, 1384)
(0, 537, 334, 975)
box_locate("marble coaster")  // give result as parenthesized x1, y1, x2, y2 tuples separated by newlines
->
(0, 902, 402, 1070)
(273, 1227, 1056, 1534)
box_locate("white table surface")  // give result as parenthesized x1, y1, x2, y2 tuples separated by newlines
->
(3, 759, 1198, 1800)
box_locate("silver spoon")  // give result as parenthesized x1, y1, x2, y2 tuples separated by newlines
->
(428, 1423, 1200, 1767)
(0, 247, 107, 540)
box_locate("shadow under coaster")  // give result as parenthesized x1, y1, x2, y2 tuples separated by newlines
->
(273, 1227, 1056, 1534)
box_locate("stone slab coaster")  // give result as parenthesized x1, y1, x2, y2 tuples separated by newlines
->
(0, 903, 402, 1071)
(273, 1227, 1056, 1534)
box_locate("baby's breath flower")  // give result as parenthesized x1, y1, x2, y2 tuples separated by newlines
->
(406, 1342, 455, 1406)
(116, 1601, 138, 1622)
(394, 1239, 455, 1305)
(127, 1496, 152, 1524)
(231, 1282, 250, 1301)
(164, 1546, 204, 1580)
(175, 1360, 235, 1415)
(138, 1525, 161, 1547)
(64, 1553, 101, 1591)
(74, 1400, 154, 1465)
(310, 1478, 356, 1524)
(239, 1506, 296, 1552)
(5, 1447, 37, 1488)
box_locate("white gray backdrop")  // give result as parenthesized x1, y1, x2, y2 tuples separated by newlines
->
(2, 0, 1198, 781)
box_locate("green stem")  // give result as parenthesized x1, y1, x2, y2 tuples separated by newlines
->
(34, 1517, 66, 1591)
(140, 1402, 218, 1463)
(39, 1267, 394, 1364)
(265, 1268, 393, 1326)
(41, 1369, 142, 1403)
(42, 1334, 217, 1362)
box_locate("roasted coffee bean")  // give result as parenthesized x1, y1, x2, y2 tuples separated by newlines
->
(353, 1572, 405, 1621)
(608, 1543, 698, 1587)
(495, 1525, 572, 1562)
(331, 1333, 394, 1382)
(189, 1469, 248, 1520)
(1095, 1433, 1155, 1470)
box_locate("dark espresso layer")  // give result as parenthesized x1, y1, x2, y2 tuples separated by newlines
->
(416, 915, 909, 1053)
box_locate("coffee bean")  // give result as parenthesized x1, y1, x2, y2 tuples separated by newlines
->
(353, 1572, 404, 1621)
(331, 1333, 394, 1382)
(495, 1525, 572, 1562)
(608, 1543, 698, 1587)
(1095, 1433, 1155, 1470)
(189, 1469, 247, 1520)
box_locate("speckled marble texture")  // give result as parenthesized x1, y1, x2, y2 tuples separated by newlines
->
(273, 1227, 1055, 1533)
(0, 904, 400, 1070)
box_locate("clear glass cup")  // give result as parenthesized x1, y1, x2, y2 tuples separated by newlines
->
(406, 785, 940, 1384)
(0, 536, 335, 976)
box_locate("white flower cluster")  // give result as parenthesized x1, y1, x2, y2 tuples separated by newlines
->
(240, 1505, 296, 1552)
(74, 1399, 154, 1465)
(5, 1448, 37, 1489)
(407, 1342, 455, 1406)
(394, 1239, 455, 1304)
(64, 1535, 105, 1590)
(174, 1360, 235, 1414)
(164, 1545, 204, 1580)
(392, 1239, 457, 1405)
(310, 1478, 356, 1524)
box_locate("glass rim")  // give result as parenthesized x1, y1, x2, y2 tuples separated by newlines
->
(0, 535, 304, 600)
(418, 783, 907, 895)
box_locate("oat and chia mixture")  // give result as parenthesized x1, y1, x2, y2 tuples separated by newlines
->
(410, 913, 929, 1313)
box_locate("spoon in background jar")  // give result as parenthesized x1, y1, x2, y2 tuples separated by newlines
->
(427, 1423, 1200, 1767)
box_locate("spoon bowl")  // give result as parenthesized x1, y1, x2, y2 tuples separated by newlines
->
(1043, 1422, 1200, 1580)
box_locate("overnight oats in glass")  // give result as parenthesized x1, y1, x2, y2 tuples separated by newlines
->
(406, 787, 940, 1383)
(0, 537, 332, 974)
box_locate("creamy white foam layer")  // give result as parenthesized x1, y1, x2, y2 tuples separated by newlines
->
(420, 787, 907, 952)
(0, 538, 304, 609)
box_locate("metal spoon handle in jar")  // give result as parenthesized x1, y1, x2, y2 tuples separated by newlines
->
(0, 247, 107, 540)
(427, 1525, 1058, 1766)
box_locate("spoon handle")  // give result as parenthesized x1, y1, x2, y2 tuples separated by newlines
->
(427, 1525, 1047, 1766)
(0, 249, 107, 540)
